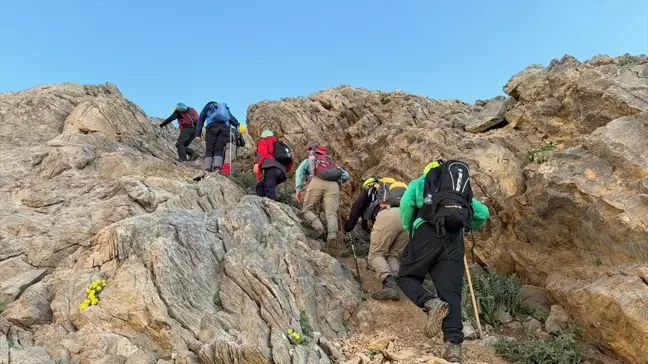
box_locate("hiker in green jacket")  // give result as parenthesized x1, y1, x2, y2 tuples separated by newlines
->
(397, 160, 489, 363)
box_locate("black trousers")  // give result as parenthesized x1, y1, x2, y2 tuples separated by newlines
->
(176, 127, 196, 161)
(256, 167, 286, 200)
(205, 123, 230, 159)
(397, 222, 465, 344)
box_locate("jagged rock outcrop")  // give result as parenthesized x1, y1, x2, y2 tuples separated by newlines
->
(246, 54, 648, 363)
(0, 83, 362, 363)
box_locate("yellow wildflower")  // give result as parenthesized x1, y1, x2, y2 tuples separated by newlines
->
(91, 298, 99, 305)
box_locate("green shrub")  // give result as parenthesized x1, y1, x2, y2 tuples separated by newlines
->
(233, 171, 258, 193)
(460, 268, 525, 326)
(527, 142, 559, 164)
(276, 184, 300, 209)
(339, 228, 371, 258)
(213, 291, 222, 309)
(299, 311, 313, 337)
(618, 54, 639, 66)
(495, 327, 585, 364)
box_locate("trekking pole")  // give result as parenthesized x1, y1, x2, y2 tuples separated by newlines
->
(464, 233, 484, 338)
(339, 211, 365, 299)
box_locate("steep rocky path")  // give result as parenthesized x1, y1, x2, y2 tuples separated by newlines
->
(246, 54, 648, 363)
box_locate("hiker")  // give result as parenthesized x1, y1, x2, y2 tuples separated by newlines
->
(159, 103, 200, 162)
(295, 144, 350, 243)
(397, 160, 489, 363)
(253, 130, 293, 200)
(195, 101, 240, 173)
(343, 177, 409, 301)
(222, 124, 246, 176)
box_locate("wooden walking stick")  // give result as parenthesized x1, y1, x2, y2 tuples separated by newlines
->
(464, 233, 484, 338)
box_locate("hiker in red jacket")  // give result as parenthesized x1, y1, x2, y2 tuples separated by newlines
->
(253, 130, 293, 200)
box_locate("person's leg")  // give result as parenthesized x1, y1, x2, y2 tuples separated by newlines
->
(204, 126, 217, 171)
(322, 181, 340, 242)
(302, 178, 325, 234)
(256, 178, 267, 197)
(385, 208, 410, 277)
(212, 125, 230, 172)
(397, 223, 449, 338)
(263, 167, 280, 200)
(176, 127, 193, 161)
(183, 127, 197, 161)
(428, 233, 465, 349)
(369, 208, 401, 300)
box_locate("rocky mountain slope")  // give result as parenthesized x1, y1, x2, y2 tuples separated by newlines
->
(247, 54, 648, 364)
(0, 84, 362, 364)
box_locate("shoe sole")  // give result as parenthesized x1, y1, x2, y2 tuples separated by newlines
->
(424, 301, 450, 338)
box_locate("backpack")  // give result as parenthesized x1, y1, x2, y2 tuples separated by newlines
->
(417, 160, 474, 236)
(363, 178, 408, 222)
(271, 139, 293, 166)
(235, 129, 245, 147)
(178, 107, 199, 128)
(313, 153, 343, 181)
(206, 102, 231, 127)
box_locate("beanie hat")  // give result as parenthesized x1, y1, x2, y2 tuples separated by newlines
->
(261, 129, 274, 138)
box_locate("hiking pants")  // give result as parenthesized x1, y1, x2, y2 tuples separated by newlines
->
(302, 177, 340, 240)
(369, 207, 409, 281)
(204, 123, 230, 171)
(176, 127, 196, 161)
(397, 222, 465, 344)
(256, 167, 286, 200)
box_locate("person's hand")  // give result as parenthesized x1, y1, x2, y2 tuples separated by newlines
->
(295, 191, 304, 202)
(195, 137, 202, 143)
(253, 164, 259, 175)
(159, 123, 165, 128)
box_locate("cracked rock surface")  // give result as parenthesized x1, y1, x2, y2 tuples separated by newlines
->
(246, 54, 648, 363)
(0, 83, 361, 363)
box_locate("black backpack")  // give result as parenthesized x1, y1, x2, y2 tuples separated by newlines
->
(417, 160, 474, 236)
(272, 139, 293, 166)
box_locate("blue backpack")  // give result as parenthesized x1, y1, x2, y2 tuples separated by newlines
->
(206, 102, 231, 127)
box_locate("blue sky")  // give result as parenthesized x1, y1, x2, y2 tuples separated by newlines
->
(1, 0, 647, 124)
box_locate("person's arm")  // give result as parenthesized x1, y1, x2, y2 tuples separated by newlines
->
(471, 198, 490, 231)
(159, 111, 178, 127)
(228, 110, 240, 127)
(344, 191, 370, 232)
(295, 159, 310, 192)
(400, 180, 419, 233)
(195, 103, 210, 137)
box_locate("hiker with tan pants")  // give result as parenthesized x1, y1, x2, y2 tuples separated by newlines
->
(295, 144, 350, 244)
(344, 177, 409, 300)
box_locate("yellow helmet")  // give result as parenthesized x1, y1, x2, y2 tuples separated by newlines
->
(362, 177, 377, 189)
(378, 177, 397, 185)
(238, 124, 247, 134)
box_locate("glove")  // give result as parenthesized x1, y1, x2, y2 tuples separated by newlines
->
(295, 191, 304, 202)
(159, 123, 164, 128)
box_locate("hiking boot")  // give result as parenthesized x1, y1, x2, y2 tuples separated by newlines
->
(371, 275, 400, 301)
(443, 341, 462, 363)
(423, 298, 450, 338)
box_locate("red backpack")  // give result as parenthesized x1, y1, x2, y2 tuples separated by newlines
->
(178, 107, 199, 128)
(313, 153, 343, 181)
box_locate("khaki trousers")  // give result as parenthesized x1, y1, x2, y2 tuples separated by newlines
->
(302, 177, 340, 240)
(368, 207, 409, 281)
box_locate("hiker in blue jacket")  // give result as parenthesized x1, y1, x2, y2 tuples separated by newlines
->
(195, 101, 240, 173)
